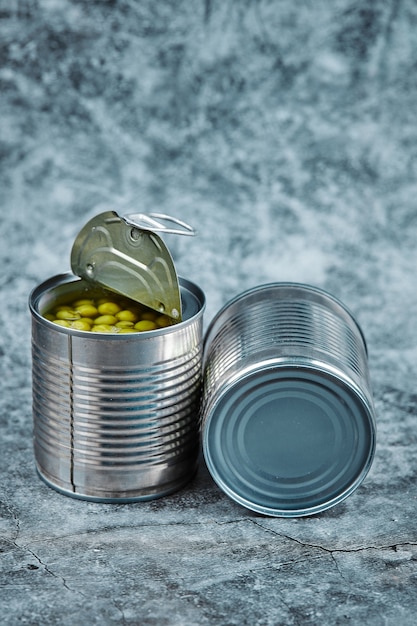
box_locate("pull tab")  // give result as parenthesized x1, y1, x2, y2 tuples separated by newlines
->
(70, 210, 190, 321)
(124, 213, 196, 237)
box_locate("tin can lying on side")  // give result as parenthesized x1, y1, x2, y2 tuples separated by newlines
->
(30, 272, 205, 502)
(201, 283, 376, 517)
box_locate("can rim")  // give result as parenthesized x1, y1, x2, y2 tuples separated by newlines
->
(29, 272, 205, 338)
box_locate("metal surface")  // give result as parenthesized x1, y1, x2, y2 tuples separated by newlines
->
(30, 272, 205, 502)
(70, 211, 189, 320)
(201, 283, 376, 517)
(124, 213, 196, 236)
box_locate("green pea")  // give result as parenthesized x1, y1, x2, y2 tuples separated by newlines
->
(71, 320, 93, 331)
(56, 309, 80, 321)
(115, 309, 138, 323)
(98, 302, 122, 315)
(94, 315, 118, 325)
(52, 319, 71, 328)
(115, 320, 134, 328)
(134, 320, 158, 332)
(91, 324, 114, 333)
(78, 317, 94, 326)
(75, 304, 98, 318)
(156, 315, 172, 328)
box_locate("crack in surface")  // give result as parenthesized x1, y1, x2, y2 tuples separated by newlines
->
(250, 519, 417, 555)
(6, 537, 89, 599)
(4, 514, 417, 555)
(249, 520, 404, 625)
(24, 545, 75, 593)
(4, 512, 416, 556)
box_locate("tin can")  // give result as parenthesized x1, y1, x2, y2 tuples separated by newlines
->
(201, 283, 376, 517)
(30, 272, 205, 502)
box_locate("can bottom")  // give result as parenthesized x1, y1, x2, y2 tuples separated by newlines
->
(35, 462, 198, 503)
(203, 365, 375, 517)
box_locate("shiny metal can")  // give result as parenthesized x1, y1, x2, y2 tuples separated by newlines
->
(29, 272, 205, 502)
(201, 283, 376, 517)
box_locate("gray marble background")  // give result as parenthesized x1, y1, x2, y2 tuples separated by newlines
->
(1, 1, 417, 624)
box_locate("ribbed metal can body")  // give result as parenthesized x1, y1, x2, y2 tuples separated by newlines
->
(201, 283, 376, 517)
(30, 273, 205, 502)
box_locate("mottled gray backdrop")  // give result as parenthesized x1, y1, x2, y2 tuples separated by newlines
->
(1, 1, 417, 624)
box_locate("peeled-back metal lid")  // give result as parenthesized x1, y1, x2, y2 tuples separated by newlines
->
(70, 210, 195, 321)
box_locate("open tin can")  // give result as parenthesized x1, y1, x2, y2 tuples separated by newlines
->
(30, 212, 376, 514)
(201, 283, 376, 517)
(29, 212, 205, 501)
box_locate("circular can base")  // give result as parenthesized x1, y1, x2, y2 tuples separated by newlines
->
(203, 364, 376, 517)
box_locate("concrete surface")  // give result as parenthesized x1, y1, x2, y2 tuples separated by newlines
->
(1, 1, 417, 624)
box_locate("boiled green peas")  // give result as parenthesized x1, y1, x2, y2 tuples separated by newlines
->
(46, 291, 175, 334)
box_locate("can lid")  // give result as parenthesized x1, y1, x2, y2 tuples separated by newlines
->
(203, 364, 376, 517)
(70, 211, 195, 321)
